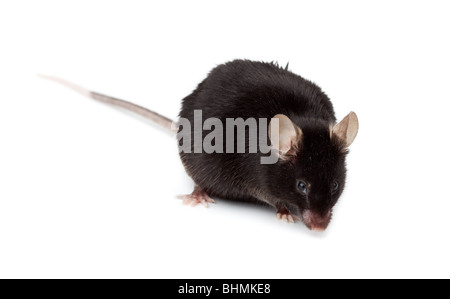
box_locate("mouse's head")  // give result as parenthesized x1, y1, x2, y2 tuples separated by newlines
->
(267, 112, 359, 231)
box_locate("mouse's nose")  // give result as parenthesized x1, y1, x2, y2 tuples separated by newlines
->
(310, 224, 326, 232)
(301, 210, 331, 232)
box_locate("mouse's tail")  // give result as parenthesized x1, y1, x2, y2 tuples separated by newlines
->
(38, 74, 176, 132)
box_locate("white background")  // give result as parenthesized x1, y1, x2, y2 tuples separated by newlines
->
(1, 1, 449, 279)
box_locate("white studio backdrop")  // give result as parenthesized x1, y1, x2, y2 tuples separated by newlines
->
(0, 1, 449, 278)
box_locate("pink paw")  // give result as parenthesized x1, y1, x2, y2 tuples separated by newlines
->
(276, 206, 300, 223)
(177, 186, 215, 208)
(276, 212, 300, 223)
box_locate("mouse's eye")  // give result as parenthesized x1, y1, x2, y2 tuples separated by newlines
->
(297, 181, 308, 194)
(332, 181, 339, 193)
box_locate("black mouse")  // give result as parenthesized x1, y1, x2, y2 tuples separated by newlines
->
(40, 59, 358, 231)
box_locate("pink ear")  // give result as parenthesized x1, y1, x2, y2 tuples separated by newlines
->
(332, 112, 359, 148)
(268, 114, 303, 155)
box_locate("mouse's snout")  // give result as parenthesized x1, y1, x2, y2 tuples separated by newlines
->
(301, 210, 332, 232)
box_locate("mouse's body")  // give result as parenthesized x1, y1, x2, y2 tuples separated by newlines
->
(40, 59, 358, 231)
(178, 60, 358, 230)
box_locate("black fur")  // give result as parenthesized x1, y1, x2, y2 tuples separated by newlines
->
(179, 59, 348, 227)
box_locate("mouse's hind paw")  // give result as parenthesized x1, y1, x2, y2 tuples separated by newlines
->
(177, 185, 215, 208)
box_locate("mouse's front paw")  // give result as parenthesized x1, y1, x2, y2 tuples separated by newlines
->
(276, 207, 300, 223)
(177, 185, 215, 208)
